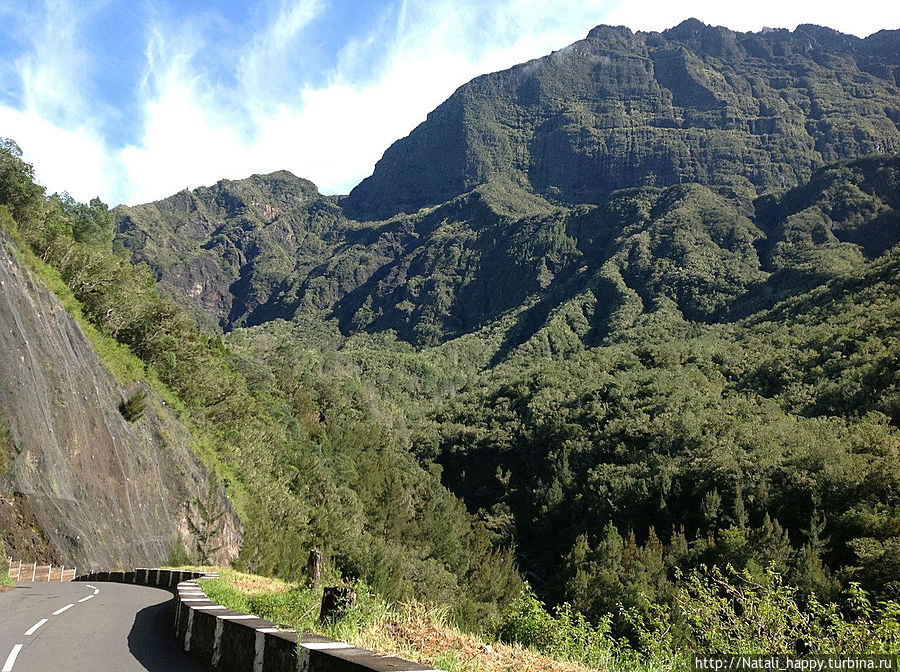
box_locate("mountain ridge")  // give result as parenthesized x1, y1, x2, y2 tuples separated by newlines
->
(344, 19, 900, 219)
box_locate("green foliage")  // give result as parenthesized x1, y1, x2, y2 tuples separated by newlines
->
(0, 538, 10, 586)
(167, 538, 193, 567)
(630, 566, 900, 657)
(498, 585, 617, 668)
(0, 138, 43, 227)
(0, 416, 10, 475)
(497, 568, 900, 668)
(119, 389, 147, 422)
(187, 491, 225, 563)
(199, 574, 390, 643)
(430, 651, 477, 672)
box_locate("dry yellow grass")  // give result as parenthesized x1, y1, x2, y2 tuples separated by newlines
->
(226, 571, 291, 595)
(176, 567, 603, 671)
(347, 604, 603, 672)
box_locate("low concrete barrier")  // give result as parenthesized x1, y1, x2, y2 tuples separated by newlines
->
(75, 568, 445, 672)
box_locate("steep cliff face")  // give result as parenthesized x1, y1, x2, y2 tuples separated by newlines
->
(344, 20, 900, 219)
(0, 234, 241, 569)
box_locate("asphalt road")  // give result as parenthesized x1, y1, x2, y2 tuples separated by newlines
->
(0, 581, 211, 671)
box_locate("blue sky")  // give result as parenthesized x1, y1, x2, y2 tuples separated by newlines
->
(0, 1, 897, 206)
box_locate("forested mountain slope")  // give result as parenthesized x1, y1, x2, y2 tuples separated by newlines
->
(0, 141, 520, 624)
(114, 21, 900, 345)
(115, 172, 349, 332)
(106, 24, 900, 626)
(115, 156, 900, 350)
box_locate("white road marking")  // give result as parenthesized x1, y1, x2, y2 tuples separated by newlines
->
(77, 594, 94, 603)
(92, 589, 99, 595)
(52, 603, 74, 615)
(1, 644, 22, 672)
(24, 619, 48, 636)
(85, 584, 97, 590)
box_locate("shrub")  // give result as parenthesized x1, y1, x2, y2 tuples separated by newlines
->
(498, 585, 617, 668)
(119, 389, 147, 422)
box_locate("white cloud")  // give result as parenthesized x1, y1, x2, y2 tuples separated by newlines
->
(0, 106, 112, 202)
(0, 0, 114, 202)
(16, 0, 93, 124)
(237, 0, 323, 113)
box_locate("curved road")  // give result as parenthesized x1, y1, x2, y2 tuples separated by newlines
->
(0, 582, 210, 671)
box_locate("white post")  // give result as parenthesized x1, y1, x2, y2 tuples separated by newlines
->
(72, 567, 76, 581)
(60, 565, 65, 582)
(17, 560, 22, 581)
(31, 562, 36, 582)
(47, 563, 52, 581)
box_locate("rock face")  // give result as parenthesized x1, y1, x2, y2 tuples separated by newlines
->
(343, 20, 900, 219)
(114, 171, 347, 333)
(0, 234, 241, 569)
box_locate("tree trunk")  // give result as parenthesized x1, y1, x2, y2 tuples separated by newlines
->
(306, 549, 323, 589)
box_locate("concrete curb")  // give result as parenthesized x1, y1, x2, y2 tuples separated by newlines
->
(75, 569, 446, 672)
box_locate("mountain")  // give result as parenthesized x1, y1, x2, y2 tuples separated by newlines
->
(1, 141, 521, 623)
(114, 155, 900, 349)
(9, 16, 900, 654)
(114, 171, 347, 332)
(344, 20, 900, 219)
(115, 21, 900, 347)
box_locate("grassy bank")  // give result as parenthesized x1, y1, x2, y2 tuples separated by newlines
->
(186, 567, 601, 672)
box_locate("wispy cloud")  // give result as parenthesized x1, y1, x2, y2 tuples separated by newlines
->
(17, 0, 92, 123)
(0, 0, 116, 200)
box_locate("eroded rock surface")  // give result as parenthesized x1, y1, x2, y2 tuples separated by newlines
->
(0, 235, 241, 569)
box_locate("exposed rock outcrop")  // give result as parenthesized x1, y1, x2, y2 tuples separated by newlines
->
(0, 234, 241, 569)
